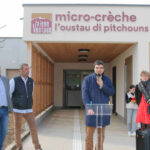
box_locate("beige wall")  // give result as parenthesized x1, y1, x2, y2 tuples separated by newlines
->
(109, 44, 138, 118)
(6, 69, 19, 80)
(54, 62, 110, 106)
(125, 56, 133, 91)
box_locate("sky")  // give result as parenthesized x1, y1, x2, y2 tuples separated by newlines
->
(1, 0, 150, 37)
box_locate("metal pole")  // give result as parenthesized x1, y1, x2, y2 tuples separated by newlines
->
(96, 105, 98, 150)
(101, 105, 103, 150)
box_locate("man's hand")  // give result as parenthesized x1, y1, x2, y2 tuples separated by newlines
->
(97, 78, 103, 88)
(88, 109, 95, 115)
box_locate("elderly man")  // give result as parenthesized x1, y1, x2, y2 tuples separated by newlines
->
(10, 64, 42, 150)
(0, 66, 13, 150)
(82, 60, 114, 150)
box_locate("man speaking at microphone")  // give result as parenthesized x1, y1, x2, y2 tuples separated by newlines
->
(82, 60, 114, 150)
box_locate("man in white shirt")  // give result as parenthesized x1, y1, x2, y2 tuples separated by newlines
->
(10, 64, 42, 150)
(0, 66, 13, 150)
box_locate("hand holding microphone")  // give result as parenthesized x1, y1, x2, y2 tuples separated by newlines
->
(97, 73, 103, 88)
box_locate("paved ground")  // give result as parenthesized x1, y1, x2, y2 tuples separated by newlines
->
(22, 109, 136, 150)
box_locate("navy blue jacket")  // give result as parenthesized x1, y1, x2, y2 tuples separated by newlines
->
(12, 76, 33, 109)
(82, 73, 114, 127)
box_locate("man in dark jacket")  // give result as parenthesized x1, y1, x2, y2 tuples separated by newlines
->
(82, 60, 114, 150)
(10, 64, 42, 150)
(0, 66, 13, 150)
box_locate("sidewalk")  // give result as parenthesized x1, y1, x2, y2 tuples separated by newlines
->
(22, 109, 135, 150)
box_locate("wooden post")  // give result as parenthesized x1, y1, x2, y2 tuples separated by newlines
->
(27, 42, 32, 77)
(31, 45, 54, 116)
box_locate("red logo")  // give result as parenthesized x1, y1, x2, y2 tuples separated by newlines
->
(31, 14, 52, 34)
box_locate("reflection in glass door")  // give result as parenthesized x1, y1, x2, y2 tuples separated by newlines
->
(63, 70, 92, 107)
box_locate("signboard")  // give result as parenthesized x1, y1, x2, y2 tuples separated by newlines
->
(31, 11, 149, 34)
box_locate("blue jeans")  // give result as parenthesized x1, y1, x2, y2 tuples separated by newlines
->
(127, 109, 137, 132)
(0, 108, 8, 150)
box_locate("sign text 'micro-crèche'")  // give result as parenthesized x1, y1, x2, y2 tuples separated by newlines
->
(55, 11, 136, 22)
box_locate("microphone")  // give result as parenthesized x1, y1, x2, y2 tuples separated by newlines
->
(97, 73, 102, 79)
(97, 73, 102, 88)
(97, 73, 101, 77)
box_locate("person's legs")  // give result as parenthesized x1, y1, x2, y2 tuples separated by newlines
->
(13, 112, 23, 149)
(23, 113, 41, 150)
(96, 127, 106, 150)
(127, 109, 132, 135)
(127, 109, 132, 131)
(0, 108, 8, 150)
(86, 126, 96, 150)
(132, 109, 137, 134)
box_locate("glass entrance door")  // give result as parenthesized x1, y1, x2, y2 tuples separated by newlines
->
(63, 70, 92, 107)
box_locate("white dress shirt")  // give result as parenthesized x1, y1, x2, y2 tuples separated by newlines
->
(10, 76, 33, 113)
(0, 76, 8, 106)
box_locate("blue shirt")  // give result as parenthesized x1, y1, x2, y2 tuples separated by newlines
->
(0, 76, 8, 106)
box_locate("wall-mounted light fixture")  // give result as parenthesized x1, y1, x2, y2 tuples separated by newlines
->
(78, 59, 87, 62)
(78, 49, 90, 53)
(78, 55, 88, 58)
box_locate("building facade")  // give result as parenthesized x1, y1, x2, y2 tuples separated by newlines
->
(6, 4, 150, 119)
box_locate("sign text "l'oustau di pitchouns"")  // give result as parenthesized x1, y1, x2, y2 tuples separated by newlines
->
(31, 11, 149, 34)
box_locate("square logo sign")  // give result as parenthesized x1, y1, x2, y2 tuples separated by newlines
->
(31, 13, 52, 34)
